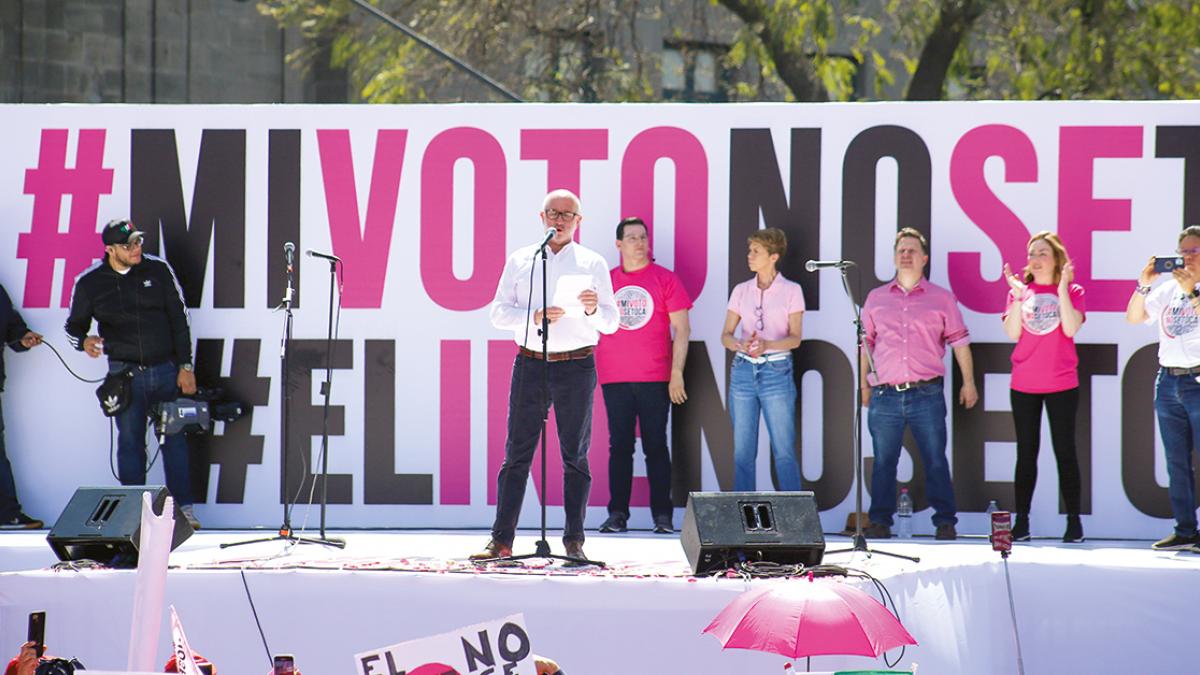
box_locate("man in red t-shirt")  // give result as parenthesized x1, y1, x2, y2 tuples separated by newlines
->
(594, 217, 692, 534)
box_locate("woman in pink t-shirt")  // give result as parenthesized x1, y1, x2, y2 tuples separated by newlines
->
(1002, 231, 1086, 543)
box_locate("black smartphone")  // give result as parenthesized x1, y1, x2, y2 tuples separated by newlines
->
(273, 654, 295, 675)
(27, 611, 45, 658)
(1155, 256, 1184, 274)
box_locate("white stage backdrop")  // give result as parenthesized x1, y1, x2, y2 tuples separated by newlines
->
(0, 102, 1195, 536)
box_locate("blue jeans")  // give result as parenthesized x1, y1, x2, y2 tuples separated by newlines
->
(1155, 369, 1200, 536)
(729, 354, 801, 491)
(867, 381, 957, 527)
(492, 353, 596, 546)
(0, 396, 24, 521)
(601, 382, 673, 520)
(113, 361, 193, 506)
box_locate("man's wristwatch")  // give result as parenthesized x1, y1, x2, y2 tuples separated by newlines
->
(1135, 284, 1152, 296)
(1190, 287, 1200, 300)
(180, 363, 194, 372)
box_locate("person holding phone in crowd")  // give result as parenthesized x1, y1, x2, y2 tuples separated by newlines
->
(1127, 225, 1200, 551)
(1002, 231, 1085, 543)
(720, 228, 804, 491)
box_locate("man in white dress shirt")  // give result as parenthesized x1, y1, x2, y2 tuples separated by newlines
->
(471, 189, 618, 563)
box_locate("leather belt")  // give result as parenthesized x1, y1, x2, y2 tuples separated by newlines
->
(886, 376, 943, 392)
(1166, 365, 1200, 376)
(518, 346, 594, 362)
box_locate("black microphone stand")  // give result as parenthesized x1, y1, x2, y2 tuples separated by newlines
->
(223, 247, 343, 550)
(823, 264, 919, 563)
(483, 236, 602, 568)
(315, 256, 344, 545)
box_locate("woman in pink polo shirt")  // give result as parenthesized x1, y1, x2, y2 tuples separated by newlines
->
(1002, 231, 1085, 543)
(720, 228, 805, 491)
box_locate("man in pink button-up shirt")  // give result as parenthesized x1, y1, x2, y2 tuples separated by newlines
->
(860, 228, 978, 541)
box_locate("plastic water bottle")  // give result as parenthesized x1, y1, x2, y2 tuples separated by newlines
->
(986, 499, 999, 516)
(897, 488, 913, 539)
(783, 663, 796, 675)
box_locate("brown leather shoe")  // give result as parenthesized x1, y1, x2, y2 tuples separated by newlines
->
(935, 523, 958, 541)
(468, 540, 512, 561)
(863, 522, 892, 539)
(563, 541, 591, 567)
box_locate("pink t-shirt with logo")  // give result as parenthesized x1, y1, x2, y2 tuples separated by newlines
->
(1005, 282, 1085, 393)
(595, 263, 692, 384)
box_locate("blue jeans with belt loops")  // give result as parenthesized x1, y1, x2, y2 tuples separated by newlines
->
(729, 354, 802, 491)
(867, 381, 957, 528)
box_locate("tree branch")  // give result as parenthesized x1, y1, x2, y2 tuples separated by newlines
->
(718, 0, 828, 101)
(905, 0, 984, 101)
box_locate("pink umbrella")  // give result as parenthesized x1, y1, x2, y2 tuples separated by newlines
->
(703, 577, 917, 668)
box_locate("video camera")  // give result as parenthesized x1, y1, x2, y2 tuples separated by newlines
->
(153, 387, 246, 437)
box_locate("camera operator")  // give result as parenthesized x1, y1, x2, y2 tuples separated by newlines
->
(0, 283, 43, 529)
(64, 219, 201, 530)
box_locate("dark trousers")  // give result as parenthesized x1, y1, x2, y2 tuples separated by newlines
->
(0, 396, 24, 521)
(1011, 387, 1081, 516)
(113, 361, 194, 506)
(492, 353, 596, 546)
(601, 382, 672, 520)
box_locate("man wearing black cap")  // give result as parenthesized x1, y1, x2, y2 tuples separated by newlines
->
(0, 283, 43, 529)
(64, 219, 201, 529)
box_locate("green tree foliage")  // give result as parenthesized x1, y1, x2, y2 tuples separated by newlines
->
(972, 0, 1200, 99)
(258, 0, 660, 102)
(260, 0, 1200, 103)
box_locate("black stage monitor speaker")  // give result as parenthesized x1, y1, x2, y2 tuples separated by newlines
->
(681, 491, 825, 574)
(47, 486, 193, 567)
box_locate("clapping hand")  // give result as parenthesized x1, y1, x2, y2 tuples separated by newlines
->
(1058, 260, 1075, 295)
(1002, 263, 1026, 296)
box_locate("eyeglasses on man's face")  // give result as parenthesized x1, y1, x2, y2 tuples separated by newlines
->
(544, 208, 578, 222)
(117, 238, 143, 251)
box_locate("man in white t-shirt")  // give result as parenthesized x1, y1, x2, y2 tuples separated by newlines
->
(1127, 225, 1200, 551)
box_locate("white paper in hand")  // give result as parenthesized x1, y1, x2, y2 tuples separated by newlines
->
(552, 274, 593, 318)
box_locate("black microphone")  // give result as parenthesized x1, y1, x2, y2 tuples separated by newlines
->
(805, 259, 855, 272)
(283, 242, 295, 270)
(536, 228, 556, 250)
(306, 249, 341, 263)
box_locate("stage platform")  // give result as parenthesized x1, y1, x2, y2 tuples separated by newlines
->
(0, 527, 1195, 674)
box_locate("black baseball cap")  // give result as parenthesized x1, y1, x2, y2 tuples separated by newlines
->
(102, 219, 144, 246)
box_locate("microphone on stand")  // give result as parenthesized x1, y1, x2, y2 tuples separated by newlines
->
(536, 228, 556, 252)
(283, 242, 296, 305)
(805, 259, 856, 272)
(306, 249, 341, 263)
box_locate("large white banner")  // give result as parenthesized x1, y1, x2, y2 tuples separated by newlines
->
(0, 102, 1194, 537)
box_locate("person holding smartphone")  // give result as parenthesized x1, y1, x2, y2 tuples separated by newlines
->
(1127, 225, 1200, 551)
(720, 227, 804, 492)
(1001, 231, 1085, 543)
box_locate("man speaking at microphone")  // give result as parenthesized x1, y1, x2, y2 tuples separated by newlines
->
(65, 219, 201, 530)
(471, 189, 618, 563)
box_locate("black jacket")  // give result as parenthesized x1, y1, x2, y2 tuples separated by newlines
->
(0, 284, 31, 393)
(64, 254, 193, 367)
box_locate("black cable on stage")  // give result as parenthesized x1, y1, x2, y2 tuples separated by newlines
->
(239, 568, 274, 667)
(6, 338, 105, 383)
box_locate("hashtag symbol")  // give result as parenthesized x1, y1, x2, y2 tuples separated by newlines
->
(17, 129, 114, 308)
